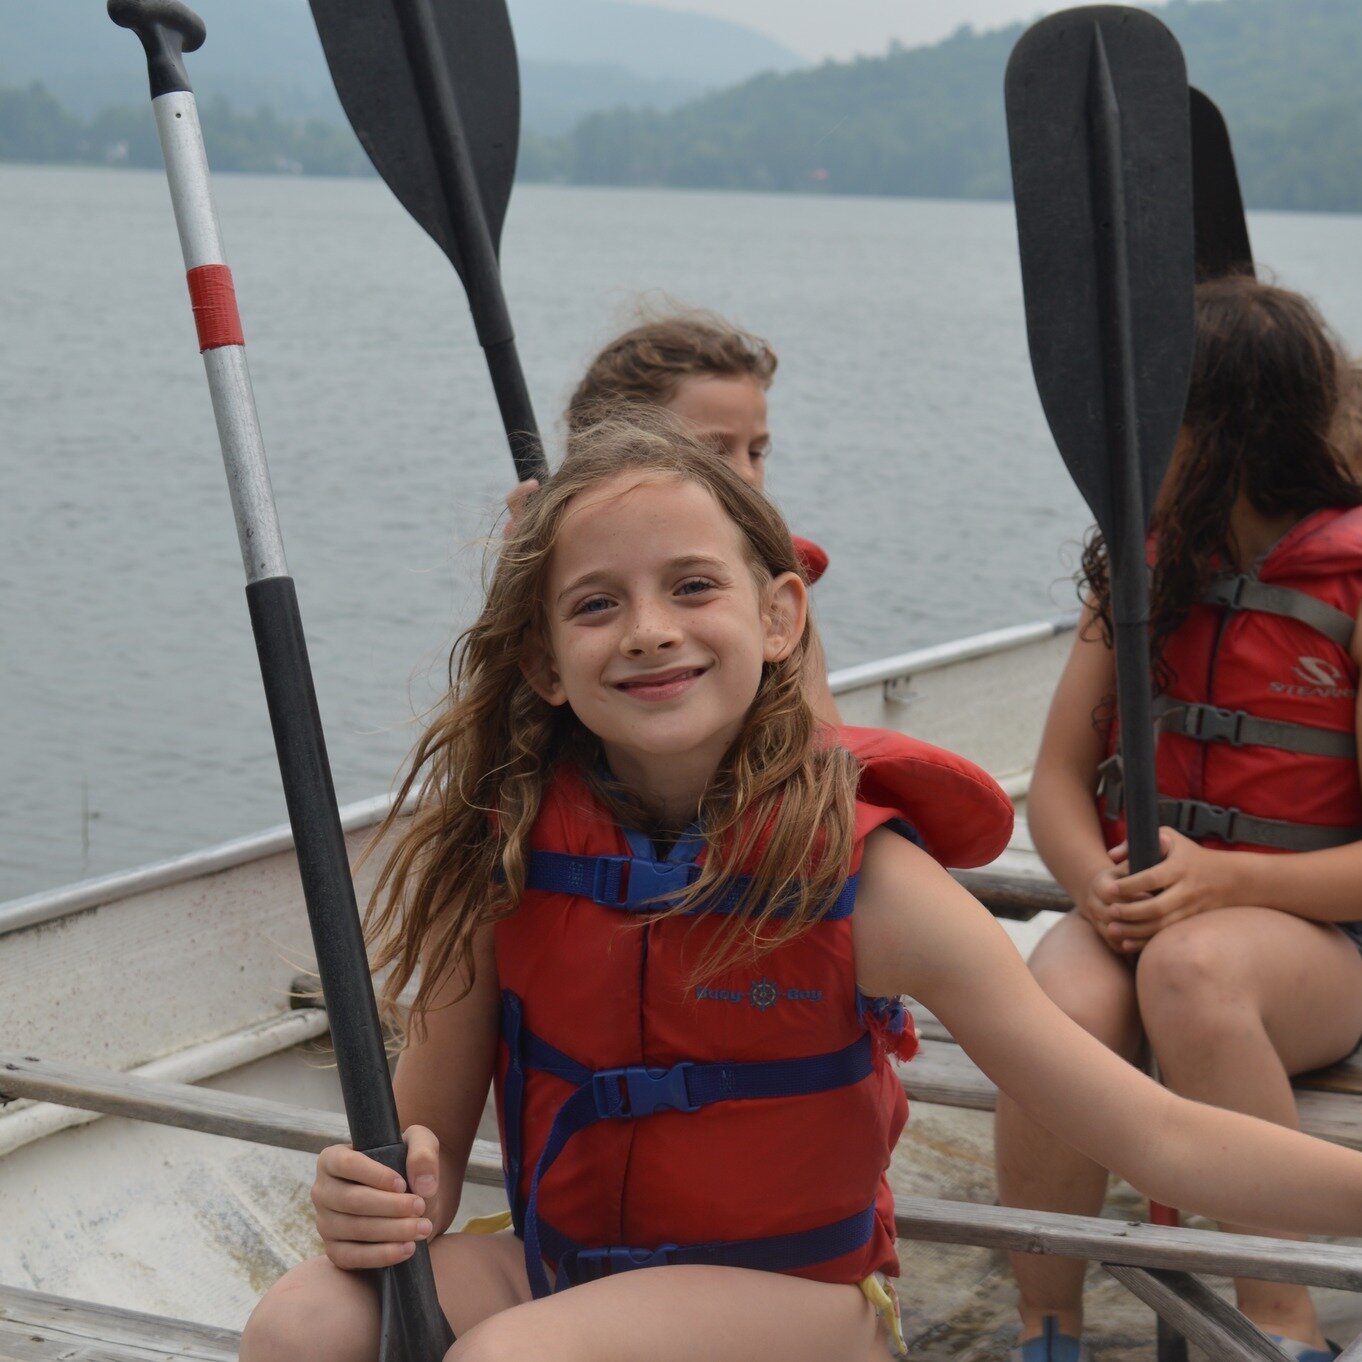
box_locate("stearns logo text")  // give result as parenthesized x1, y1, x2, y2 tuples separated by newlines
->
(695, 977, 824, 1010)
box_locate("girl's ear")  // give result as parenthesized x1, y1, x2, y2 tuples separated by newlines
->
(762, 571, 808, 663)
(520, 636, 568, 706)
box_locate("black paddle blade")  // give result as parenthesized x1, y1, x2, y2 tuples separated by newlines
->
(1006, 6, 1195, 546)
(1190, 86, 1254, 281)
(309, 0, 520, 279)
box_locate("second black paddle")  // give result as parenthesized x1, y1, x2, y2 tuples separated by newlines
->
(309, 0, 545, 481)
(1006, 9, 1197, 1359)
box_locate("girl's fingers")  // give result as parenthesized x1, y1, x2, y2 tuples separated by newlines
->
(326, 1238, 419, 1272)
(312, 1178, 425, 1221)
(315, 1210, 434, 1245)
(318, 1143, 407, 1193)
(402, 1124, 442, 1199)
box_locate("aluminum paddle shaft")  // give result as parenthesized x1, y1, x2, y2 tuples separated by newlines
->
(107, 3, 454, 1355)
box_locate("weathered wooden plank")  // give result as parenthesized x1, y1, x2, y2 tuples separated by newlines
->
(1297, 1054, 1362, 1098)
(901, 1039, 998, 1110)
(1101, 1265, 1289, 1360)
(0, 1052, 348, 1153)
(0, 1284, 238, 1361)
(893, 1197, 1362, 1291)
(0, 1052, 506, 1189)
(951, 867, 1072, 920)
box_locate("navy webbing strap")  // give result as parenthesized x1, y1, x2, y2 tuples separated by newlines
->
(1097, 758, 1362, 851)
(1204, 573, 1356, 650)
(537, 1201, 879, 1289)
(502, 1005, 875, 1299)
(524, 849, 858, 920)
(1151, 696, 1357, 759)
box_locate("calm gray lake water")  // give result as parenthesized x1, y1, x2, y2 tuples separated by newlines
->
(5, 164, 1362, 900)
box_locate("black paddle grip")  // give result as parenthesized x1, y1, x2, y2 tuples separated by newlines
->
(108, 0, 205, 98)
(244, 574, 401, 1152)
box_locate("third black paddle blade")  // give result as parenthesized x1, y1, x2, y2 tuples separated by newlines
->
(1190, 85, 1254, 280)
(309, 0, 520, 278)
(1006, 5, 1195, 545)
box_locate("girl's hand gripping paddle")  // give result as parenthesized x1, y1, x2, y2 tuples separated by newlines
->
(307, 0, 546, 481)
(1190, 86, 1254, 280)
(107, 4, 454, 1358)
(1007, 13, 1196, 1360)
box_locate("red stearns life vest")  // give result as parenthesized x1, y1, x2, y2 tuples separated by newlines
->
(792, 534, 829, 585)
(494, 725, 1013, 1299)
(1100, 506, 1362, 854)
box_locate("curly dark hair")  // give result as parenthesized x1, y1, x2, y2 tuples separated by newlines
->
(1079, 275, 1362, 691)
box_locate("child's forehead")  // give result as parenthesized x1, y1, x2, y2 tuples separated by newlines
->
(551, 473, 744, 566)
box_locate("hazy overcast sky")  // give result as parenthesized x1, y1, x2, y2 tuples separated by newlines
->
(637, 1, 1157, 60)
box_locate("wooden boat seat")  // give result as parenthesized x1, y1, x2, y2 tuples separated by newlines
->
(0, 1282, 239, 1361)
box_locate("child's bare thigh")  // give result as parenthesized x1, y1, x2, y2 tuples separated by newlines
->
(240, 1231, 529, 1362)
(448, 1263, 895, 1362)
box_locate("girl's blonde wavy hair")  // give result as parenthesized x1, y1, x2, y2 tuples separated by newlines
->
(365, 408, 857, 1034)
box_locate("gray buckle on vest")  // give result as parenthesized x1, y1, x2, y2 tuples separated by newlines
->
(1189, 704, 1246, 746)
(1207, 574, 1249, 610)
(1174, 801, 1239, 843)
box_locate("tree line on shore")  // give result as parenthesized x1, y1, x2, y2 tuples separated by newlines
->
(4, 0, 1361, 212)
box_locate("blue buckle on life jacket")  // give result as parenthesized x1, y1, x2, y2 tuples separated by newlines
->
(592, 1062, 699, 1119)
(592, 854, 699, 908)
(573, 1243, 679, 1275)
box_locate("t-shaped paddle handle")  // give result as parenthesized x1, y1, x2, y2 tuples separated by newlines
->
(107, 0, 205, 97)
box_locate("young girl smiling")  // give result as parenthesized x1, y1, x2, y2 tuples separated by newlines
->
(244, 410, 1362, 1362)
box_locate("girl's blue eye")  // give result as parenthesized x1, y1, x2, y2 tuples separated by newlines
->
(575, 596, 613, 615)
(677, 578, 715, 597)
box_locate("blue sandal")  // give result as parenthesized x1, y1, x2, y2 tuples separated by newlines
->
(1010, 1316, 1091, 1362)
(1267, 1336, 1341, 1362)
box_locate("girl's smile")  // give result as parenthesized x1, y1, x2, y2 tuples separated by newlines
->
(526, 471, 805, 820)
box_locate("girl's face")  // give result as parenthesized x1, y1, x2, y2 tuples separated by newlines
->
(665, 375, 771, 492)
(527, 472, 805, 808)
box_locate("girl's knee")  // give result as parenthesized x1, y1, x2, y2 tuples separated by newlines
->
(1030, 957, 1141, 1053)
(239, 1257, 377, 1362)
(1136, 919, 1258, 1038)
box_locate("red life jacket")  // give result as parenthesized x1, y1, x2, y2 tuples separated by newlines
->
(1100, 506, 1362, 853)
(792, 534, 829, 585)
(494, 725, 1013, 1298)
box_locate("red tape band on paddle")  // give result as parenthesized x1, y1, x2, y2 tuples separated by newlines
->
(186, 264, 245, 351)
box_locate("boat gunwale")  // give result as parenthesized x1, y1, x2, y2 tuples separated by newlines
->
(0, 615, 1074, 939)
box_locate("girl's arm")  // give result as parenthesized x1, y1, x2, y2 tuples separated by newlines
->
(854, 829, 1362, 1236)
(392, 923, 502, 1237)
(309, 926, 499, 1268)
(1027, 610, 1123, 927)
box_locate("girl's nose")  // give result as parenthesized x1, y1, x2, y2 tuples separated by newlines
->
(623, 603, 681, 654)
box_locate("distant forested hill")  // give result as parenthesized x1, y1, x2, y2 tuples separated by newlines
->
(531, 0, 1362, 212)
(0, 0, 802, 136)
(4, 0, 1361, 212)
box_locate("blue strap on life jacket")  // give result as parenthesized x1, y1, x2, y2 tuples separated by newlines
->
(499, 989, 877, 1299)
(522, 849, 858, 919)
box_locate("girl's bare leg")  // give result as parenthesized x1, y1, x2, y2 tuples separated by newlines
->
(446, 1262, 893, 1362)
(1138, 908, 1362, 1348)
(239, 1230, 530, 1362)
(995, 912, 1144, 1341)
